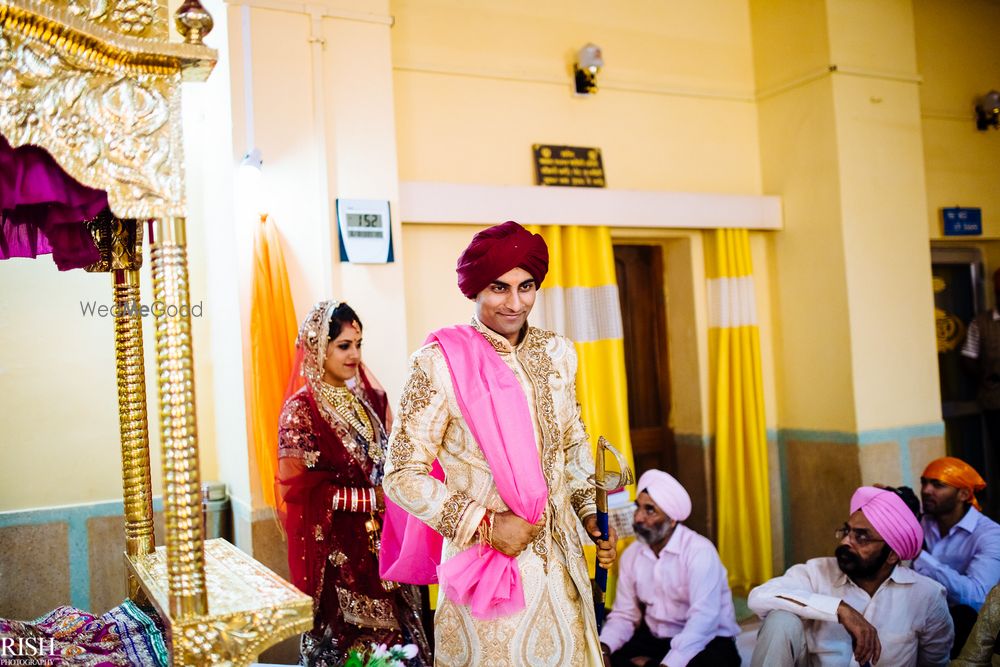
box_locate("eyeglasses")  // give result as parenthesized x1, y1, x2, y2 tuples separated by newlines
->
(834, 526, 886, 546)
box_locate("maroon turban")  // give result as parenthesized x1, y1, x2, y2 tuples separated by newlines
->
(456, 221, 549, 299)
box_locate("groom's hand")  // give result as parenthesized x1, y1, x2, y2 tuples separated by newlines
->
(584, 514, 618, 568)
(491, 511, 544, 556)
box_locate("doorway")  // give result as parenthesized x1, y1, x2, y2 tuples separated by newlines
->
(931, 246, 995, 514)
(613, 244, 676, 477)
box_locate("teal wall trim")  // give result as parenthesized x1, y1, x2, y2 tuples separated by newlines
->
(774, 421, 945, 568)
(0, 497, 164, 611)
(777, 422, 944, 447)
(777, 422, 944, 488)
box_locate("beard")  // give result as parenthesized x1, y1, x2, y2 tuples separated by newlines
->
(921, 494, 957, 517)
(633, 521, 671, 545)
(835, 544, 891, 579)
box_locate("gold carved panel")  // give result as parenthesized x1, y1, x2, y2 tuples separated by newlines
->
(127, 539, 314, 667)
(0, 1, 215, 218)
(50, 0, 168, 39)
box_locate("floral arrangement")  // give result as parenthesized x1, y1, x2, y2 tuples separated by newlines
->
(343, 643, 419, 667)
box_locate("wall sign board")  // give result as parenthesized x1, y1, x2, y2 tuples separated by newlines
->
(533, 144, 606, 188)
(942, 207, 982, 236)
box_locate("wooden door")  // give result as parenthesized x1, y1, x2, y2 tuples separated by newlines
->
(613, 244, 676, 477)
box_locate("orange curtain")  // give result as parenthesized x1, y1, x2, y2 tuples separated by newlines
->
(250, 215, 298, 508)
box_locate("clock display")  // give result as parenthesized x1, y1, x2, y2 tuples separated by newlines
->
(345, 213, 384, 238)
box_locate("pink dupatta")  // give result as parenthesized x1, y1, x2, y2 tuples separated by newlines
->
(380, 325, 548, 619)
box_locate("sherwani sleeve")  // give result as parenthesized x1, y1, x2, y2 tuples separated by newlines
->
(747, 562, 842, 622)
(952, 584, 1000, 666)
(560, 341, 598, 520)
(383, 346, 486, 547)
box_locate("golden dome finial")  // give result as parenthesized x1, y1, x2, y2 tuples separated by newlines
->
(175, 0, 214, 45)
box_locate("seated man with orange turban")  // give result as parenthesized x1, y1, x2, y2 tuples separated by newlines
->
(916, 456, 1000, 656)
(749, 486, 953, 667)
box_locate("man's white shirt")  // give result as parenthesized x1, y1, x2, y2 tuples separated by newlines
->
(748, 557, 953, 666)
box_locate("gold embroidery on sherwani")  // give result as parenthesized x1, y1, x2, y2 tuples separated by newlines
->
(571, 487, 597, 516)
(436, 491, 474, 540)
(433, 600, 475, 667)
(383, 320, 604, 667)
(472, 317, 514, 355)
(518, 328, 560, 485)
(517, 327, 563, 563)
(399, 363, 436, 420)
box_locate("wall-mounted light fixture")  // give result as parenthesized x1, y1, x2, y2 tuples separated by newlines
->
(574, 43, 604, 95)
(975, 90, 1000, 131)
(237, 147, 267, 216)
(240, 147, 263, 171)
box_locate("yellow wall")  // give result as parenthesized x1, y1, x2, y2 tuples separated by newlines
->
(757, 77, 856, 431)
(916, 0, 1000, 240)
(392, 0, 773, 443)
(8, 0, 989, 522)
(391, 0, 762, 194)
(826, 0, 919, 75)
(750, 0, 831, 95)
(0, 245, 218, 512)
(753, 0, 942, 433)
(834, 74, 940, 430)
(401, 223, 487, 354)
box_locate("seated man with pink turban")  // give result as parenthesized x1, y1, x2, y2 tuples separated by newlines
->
(749, 486, 954, 667)
(599, 470, 741, 667)
(382, 221, 618, 666)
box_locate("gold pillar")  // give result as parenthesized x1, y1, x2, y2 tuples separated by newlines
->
(115, 268, 156, 559)
(87, 212, 157, 589)
(150, 216, 207, 619)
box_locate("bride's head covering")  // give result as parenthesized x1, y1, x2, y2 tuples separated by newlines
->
(284, 299, 393, 429)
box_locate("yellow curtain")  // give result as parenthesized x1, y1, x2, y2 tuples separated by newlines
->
(250, 214, 299, 508)
(528, 225, 635, 600)
(707, 228, 772, 594)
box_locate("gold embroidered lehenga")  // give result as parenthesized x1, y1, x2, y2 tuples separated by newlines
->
(277, 302, 431, 666)
(384, 317, 603, 667)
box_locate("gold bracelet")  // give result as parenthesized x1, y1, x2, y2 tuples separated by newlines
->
(475, 510, 493, 548)
(476, 521, 486, 547)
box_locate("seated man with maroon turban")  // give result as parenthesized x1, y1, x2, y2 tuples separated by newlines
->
(382, 221, 617, 667)
(748, 486, 954, 667)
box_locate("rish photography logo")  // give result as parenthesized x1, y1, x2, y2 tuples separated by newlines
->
(79, 299, 204, 318)
(0, 637, 56, 665)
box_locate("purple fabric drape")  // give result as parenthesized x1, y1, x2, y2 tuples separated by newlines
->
(0, 134, 105, 270)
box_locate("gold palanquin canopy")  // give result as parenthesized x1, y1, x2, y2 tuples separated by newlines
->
(0, 1, 311, 664)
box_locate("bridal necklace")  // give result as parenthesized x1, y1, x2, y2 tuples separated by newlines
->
(319, 382, 374, 443)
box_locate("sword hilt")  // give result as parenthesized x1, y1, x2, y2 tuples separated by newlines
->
(589, 436, 634, 631)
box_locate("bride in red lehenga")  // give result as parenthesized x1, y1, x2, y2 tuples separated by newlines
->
(277, 300, 431, 666)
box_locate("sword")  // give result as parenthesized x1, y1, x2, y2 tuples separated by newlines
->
(588, 436, 634, 632)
